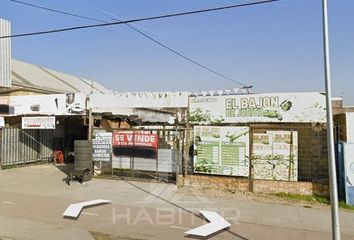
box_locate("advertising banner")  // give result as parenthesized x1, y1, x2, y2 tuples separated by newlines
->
(189, 92, 326, 124)
(252, 131, 298, 181)
(10, 93, 86, 116)
(113, 132, 158, 148)
(92, 132, 112, 162)
(22, 116, 55, 129)
(344, 143, 354, 205)
(194, 126, 249, 177)
(113, 131, 158, 159)
(0, 117, 4, 128)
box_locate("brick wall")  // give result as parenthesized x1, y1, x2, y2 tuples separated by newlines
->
(183, 175, 249, 192)
(253, 179, 329, 196)
(182, 175, 329, 196)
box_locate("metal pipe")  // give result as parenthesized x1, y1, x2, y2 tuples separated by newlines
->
(322, 0, 341, 239)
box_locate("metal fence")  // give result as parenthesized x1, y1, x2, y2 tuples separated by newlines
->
(250, 123, 329, 183)
(0, 128, 53, 166)
(94, 127, 184, 182)
(187, 123, 329, 184)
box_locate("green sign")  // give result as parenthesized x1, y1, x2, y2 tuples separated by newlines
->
(189, 92, 326, 124)
(194, 126, 249, 176)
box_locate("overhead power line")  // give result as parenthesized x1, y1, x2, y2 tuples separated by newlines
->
(7, 0, 271, 87)
(5, 0, 279, 88)
(8, 0, 103, 22)
(2, 0, 279, 39)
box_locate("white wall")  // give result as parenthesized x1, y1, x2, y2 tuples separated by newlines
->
(346, 113, 354, 143)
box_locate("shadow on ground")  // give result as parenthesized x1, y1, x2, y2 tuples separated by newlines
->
(54, 163, 75, 176)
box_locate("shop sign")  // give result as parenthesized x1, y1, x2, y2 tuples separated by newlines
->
(10, 93, 86, 116)
(22, 116, 55, 129)
(92, 132, 112, 162)
(194, 126, 249, 177)
(344, 143, 354, 205)
(113, 131, 158, 148)
(189, 92, 326, 124)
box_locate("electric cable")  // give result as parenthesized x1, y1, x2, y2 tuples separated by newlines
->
(1, 0, 279, 40)
(4, 0, 279, 87)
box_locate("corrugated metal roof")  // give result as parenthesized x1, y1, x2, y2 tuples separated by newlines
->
(12, 59, 111, 94)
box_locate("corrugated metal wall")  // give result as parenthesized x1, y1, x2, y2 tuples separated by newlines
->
(0, 18, 12, 88)
(0, 128, 53, 166)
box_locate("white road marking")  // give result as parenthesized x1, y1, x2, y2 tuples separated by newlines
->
(170, 225, 190, 230)
(63, 199, 111, 218)
(81, 212, 99, 216)
(1, 201, 15, 204)
(184, 210, 231, 237)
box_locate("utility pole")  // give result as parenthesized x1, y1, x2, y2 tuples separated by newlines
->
(184, 106, 190, 177)
(322, 0, 341, 239)
(88, 107, 93, 141)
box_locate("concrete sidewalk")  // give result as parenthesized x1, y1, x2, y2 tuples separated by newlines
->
(0, 164, 353, 239)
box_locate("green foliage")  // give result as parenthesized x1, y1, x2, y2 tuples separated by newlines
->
(272, 192, 354, 210)
(194, 159, 214, 173)
(339, 201, 354, 210)
(272, 192, 330, 204)
(189, 108, 211, 123)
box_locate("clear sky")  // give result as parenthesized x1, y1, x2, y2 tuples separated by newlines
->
(1, 0, 353, 105)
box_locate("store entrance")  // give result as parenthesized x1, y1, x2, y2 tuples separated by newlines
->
(53, 116, 88, 164)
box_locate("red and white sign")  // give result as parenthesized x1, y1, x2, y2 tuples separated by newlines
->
(113, 131, 158, 148)
(22, 116, 55, 129)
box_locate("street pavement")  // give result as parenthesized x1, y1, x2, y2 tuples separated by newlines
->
(0, 164, 353, 240)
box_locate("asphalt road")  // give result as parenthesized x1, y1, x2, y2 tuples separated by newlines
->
(0, 164, 353, 240)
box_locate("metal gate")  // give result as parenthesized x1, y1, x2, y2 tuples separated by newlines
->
(95, 126, 184, 182)
(0, 128, 53, 166)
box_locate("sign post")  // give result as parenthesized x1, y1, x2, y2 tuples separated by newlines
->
(322, 0, 340, 239)
(92, 132, 112, 162)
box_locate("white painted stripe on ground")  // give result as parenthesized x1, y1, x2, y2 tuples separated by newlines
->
(81, 212, 99, 216)
(185, 210, 231, 237)
(63, 199, 111, 218)
(170, 225, 190, 230)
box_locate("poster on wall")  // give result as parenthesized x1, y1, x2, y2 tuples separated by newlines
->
(193, 126, 249, 177)
(112, 131, 158, 159)
(10, 93, 86, 116)
(344, 143, 354, 205)
(92, 132, 112, 162)
(0, 117, 4, 128)
(252, 131, 298, 181)
(189, 92, 326, 124)
(22, 116, 55, 129)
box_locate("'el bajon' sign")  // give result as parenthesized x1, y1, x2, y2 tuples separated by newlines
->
(189, 92, 326, 124)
